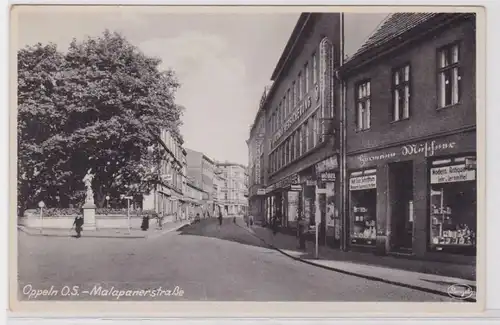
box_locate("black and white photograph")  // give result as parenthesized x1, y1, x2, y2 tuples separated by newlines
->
(10, 5, 485, 314)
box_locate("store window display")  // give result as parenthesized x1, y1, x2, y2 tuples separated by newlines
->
(429, 156, 476, 253)
(349, 170, 377, 245)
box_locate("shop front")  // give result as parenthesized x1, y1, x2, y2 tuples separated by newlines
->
(346, 130, 477, 262)
(315, 155, 340, 248)
(265, 173, 300, 229)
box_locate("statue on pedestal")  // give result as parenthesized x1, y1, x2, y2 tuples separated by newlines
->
(83, 168, 95, 205)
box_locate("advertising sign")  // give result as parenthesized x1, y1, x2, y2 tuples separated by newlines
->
(320, 172, 336, 182)
(430, 165, 476, 184)
(257, 189, 266, 195)
(349, 175, 377, 191)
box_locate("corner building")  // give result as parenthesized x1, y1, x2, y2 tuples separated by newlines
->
(262, 13, 342, 247)
(339, 13, 477, 264)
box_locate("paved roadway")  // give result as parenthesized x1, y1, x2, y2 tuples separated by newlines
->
(18, 218, 456, 301)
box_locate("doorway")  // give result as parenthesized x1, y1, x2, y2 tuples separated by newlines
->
(388, 161, 414, 253)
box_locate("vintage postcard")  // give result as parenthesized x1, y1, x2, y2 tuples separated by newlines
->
(9, 4, 486, 317)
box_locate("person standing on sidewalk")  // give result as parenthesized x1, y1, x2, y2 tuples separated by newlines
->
(73, 215, 84, 238)
(297, 214, 306, 250)
(218, 210, 223, 230)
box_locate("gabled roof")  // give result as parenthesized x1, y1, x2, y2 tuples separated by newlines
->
(350, 13, 438, 60)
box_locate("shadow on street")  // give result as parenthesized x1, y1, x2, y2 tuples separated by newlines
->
(178, 218, 270, 250)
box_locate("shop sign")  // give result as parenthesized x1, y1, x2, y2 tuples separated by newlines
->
(430, 165, 476, 184)
(357, 139, 462, 166)
(349, 175, 377, 191)
(257, 189, 266, 195)
(315, 156, 338, 174)
(266, 173, 299, 193)
(320, 172, 336, 182)
(316, 188, 327, 194)
(272, 96, 312, 146)
(290, 185, 302, 191)
(306, 180, 316, 186)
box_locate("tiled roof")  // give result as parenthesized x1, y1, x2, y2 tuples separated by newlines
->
(350, 12, 439, 60)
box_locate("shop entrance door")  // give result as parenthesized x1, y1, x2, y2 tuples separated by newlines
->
(389, 161, 414, 253)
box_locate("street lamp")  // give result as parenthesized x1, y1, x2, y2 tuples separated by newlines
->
(38, 201, 45, 233)
(105, 195, 110, 208)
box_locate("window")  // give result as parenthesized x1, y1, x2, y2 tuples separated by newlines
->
(289, 138, 293, 163)
(429, 156, 476, 251)
(438, 43, 461, 108)
(283, 96, 287, 117)
(309, 116, 315, 149)
(305, 62, 310, 93)
(291, 132, 296, 161)
(294, 80, 299, 105)
(312, 113, 319, 147)
(291, 82, 295, 109)
(285, 140, 290, 166)
(304, 121, 309, 152)
(282, 144, 286, 167)
(312, 52, 317, 84)
(356, 81, 371, 131)
(392, 64, 411, 121)
(298, 126, 303, 157)
(298, 72, 303, 100)
(287, 89, 291, 114)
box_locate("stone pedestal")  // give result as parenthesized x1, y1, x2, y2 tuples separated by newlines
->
(83, 202, 97, 230)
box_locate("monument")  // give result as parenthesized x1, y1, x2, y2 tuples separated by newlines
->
(82, 168, 97, 230)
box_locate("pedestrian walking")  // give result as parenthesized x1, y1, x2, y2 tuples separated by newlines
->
(218, 210, 223, 229)
(72, 215, 84, 238)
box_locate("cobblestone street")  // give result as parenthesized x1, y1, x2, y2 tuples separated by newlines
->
(18, 218, 459, 302)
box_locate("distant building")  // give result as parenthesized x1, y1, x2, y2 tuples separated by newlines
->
(143, 129, 187, 221)
(213, 167, 227, 215)
(186, 148, 216, 216)
(216, 162, 249, 215)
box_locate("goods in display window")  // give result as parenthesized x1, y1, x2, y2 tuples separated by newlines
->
(349, 171, 377, 246)
(429, 157, 476, 252)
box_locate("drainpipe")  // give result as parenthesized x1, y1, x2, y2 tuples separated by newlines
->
(339, 12, 348, 252)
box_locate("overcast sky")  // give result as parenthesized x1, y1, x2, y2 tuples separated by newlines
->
(15, 7, 388, 166)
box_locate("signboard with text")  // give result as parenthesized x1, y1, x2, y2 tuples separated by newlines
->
(430, 165, 476, 184)
(349, 175, 377, 191)
(348, 132, 476, 168)
(257, 189, 266, 195)
(320, 172, 336, 182)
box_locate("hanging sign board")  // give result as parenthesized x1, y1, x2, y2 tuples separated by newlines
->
(349, 175, 377, 191)
(257, 189, 266, 195)
(430, 164, 476, 184)
(306, 180, 316, 186)
(320, 172, 336, 182)
(290, 185, 302, 191)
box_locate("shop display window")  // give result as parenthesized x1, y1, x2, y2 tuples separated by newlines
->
(349, 171, 377, 245)
(429, 156, 476, 253)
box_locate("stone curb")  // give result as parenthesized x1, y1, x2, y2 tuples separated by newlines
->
(236, 224, 476, 303)
(17, 223, 191, 239)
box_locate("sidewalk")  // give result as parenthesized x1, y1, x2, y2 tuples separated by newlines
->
(237, 222, 476, 301)
(18, 221, 191, 239)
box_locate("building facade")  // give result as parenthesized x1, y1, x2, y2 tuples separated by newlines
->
(213, 168, 227, 216)
(339, 13, 476, 263)
(184, 177, 206, 218)
(143, 129, 187, 221)
(247, 86, 270, 223)
(261, 13, 342, 247)
(216, 162, 249, 215)
(186, 148, 216, 217)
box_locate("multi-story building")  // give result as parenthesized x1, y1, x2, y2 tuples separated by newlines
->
(143, 129, 187, 221)
(259, 13, 342, 246)
(184, 177, 206, 218)
(216, 162, 249, 215)
(186, 148, 216, 216)
(213, 167, 227, 216)
(339, 13, 476, 263)
(247, 86, 270, 223)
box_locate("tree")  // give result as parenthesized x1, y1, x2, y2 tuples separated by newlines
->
(17, 31, 184, 212)
(17, 43, 69, 213)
